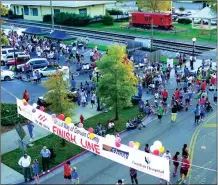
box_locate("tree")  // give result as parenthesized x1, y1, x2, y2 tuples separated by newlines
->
(43, 72, 75, 146)
(0, 31, 10, 46)
(209, 2, 217, 12)
(0, 5, 8, 16)
(136, 0, 171, 12)
(179, 6, 185, 12)
(97, 45, 138, 120)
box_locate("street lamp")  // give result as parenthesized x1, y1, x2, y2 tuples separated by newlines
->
(94, 67, 101, 111)
(191, 37, 196, 70)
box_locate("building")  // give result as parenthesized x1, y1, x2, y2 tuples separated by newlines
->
(6, 1, 115, 21)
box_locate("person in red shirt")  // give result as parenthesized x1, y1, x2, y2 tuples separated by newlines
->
(201, 80, 206, 91)
(177, 155, 190, 184)
(80, 114, 84, 124)
(161, 89, 168, 102)
(174, 88, 180, 100)
(23, 90, 30, 102)
(64, 161, 72, 183)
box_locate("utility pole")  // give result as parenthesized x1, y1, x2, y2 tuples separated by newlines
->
(50, 0, 54, 31)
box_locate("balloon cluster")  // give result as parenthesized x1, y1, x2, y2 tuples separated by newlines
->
(115, 136, 121, 147)
(129, 141, 140, 149)
(87, 127, 95, 139)
(150, 140, 165, 156)
(22, 99, 28, 106)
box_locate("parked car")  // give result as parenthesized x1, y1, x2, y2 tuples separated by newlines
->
(37, 90, 78, 107)
(6, 55, 31, 67)
(35, 65, 69, 78)
(1, 48, 18, 65)
(17, 58, 49, 70)
(1, 69, 14, 81)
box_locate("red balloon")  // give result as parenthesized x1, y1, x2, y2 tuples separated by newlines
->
(153, 150, 159, 156)
(23, 102, 28, 106)
(88, 128, 94, 133)
(115, 142, 121, 148)
(58, 114, 65, 121)
(40, 106, 45, 111)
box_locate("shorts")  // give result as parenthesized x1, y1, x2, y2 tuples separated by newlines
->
(163, 98, 167, 102)
(185, 99, 190, 103)
(91, 100, 95, 104)
(195, 115, 200, 120)
(34, 173, 39, 177)
(158, 115, 162, 119)
(180, 168, 188, 176)
(214, 97, 217, 102)
(64, 175, 72, 179)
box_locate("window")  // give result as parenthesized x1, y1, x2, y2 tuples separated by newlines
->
(31, 8, 38, 16)
(54, 9, 60, 15)
(24, 6, 29, 15)
(79, 8, 87, 16)
(16, 6, 19, 14)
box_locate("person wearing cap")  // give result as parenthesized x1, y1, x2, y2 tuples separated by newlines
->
(40, 146, 51, 174)
(71, 167, 79, 184)
(18, 154, 32, 182)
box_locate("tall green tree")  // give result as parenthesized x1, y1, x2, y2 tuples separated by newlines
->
(97, 45, 138, 120)
(0, 31, 10, 46)
(136, 0, 171, 12)
(0, 5, 8, 16)
(43, 72, 75, 146)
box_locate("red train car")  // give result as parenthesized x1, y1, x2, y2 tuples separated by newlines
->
(130, 12, 173, 29)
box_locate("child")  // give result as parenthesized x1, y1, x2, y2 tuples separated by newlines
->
(32, 159, 40, 184)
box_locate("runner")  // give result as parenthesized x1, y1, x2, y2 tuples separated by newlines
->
(177, 155, 190, 184)
(172, 152, 180, 177)
(194, 104, 201, 125)
(129, 168, 138, 185)
(171, 102, 178, 123)
(157, 104, 164, 123)
(64, 161, 72, 184)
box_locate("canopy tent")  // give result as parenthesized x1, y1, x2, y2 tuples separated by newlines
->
(44, 30, 76, 41)
(187, 7, 217, 30)
(22, 27, 48, 35)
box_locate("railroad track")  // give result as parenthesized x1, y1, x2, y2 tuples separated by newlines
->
(2, 18, 215, 55)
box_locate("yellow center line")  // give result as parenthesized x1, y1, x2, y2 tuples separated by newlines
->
(202, 124, 217, 127)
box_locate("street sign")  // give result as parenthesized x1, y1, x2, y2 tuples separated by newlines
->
(15, 124, 26, 141)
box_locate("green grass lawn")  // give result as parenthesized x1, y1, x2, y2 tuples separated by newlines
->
(88, 43, 108, 51)
(160, 56, 179, 65)
(83, 22, 217, 43)
(1, 105, 145, 174)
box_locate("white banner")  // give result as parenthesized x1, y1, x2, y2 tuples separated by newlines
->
(16, 98, 170, 181)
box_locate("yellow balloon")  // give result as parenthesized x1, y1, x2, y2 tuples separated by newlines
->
(65, 117, 72, 124)
(135, 142, 140, 148)
(158, 146, 165, 153)
(89, 133, 95, 139)
(22, 99, 26, 103)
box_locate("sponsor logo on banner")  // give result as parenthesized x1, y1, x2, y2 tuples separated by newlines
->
(103, 144, 129, 159)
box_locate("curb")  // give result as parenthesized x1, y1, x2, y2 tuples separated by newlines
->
(17, 114, 149, 184)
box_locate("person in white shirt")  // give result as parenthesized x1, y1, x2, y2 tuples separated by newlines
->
(162, 150, 172, 165)
(108, 121, 115, 130)
(18, 154, 32, 182)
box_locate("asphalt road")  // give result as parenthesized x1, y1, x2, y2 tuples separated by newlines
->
(33, 80, 216, 184)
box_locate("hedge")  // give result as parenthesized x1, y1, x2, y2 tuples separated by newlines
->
(102, 13, 114, 25)
(1, 103, 26, 126)
(178, 18, 192, 24)
(43, 14, 52, 22)
(106, 9, 123, 15)
(54, 12, 91, 26)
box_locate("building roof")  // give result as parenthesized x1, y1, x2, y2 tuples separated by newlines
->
(187, 7, 216, 19)
(3, 1, 115, 8)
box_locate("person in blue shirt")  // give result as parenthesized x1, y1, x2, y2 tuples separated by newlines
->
(137, 85, 143, 98)
(194, 104, 201, 125)
(32, 159, 40, 184)
(40, 146, 51, 174)
(27, 121, 35, 142)
(71, 167, 79, 184)
(70, 78, 76, 91)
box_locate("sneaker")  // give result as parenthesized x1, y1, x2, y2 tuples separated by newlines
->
(43, 172, 45, 174)
(32, 135, 35, 138)
(30, 138, 33, 142)
(177, 178, 182, 182)
(47, 170, 50, 173)
(183, 180, 187, 184)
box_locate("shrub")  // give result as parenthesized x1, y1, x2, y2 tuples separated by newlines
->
(179, 6, 185, 12)
(1, 103, 26, 126)
(106, 9, 123, 15)
(178, 18, 192, 24)
(43, 14, 51, 22)
(54, 12, 91, 26)
(102, 13, 114, 25)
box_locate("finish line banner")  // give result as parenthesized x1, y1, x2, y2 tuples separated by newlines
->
(16, 98, 170, 181)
